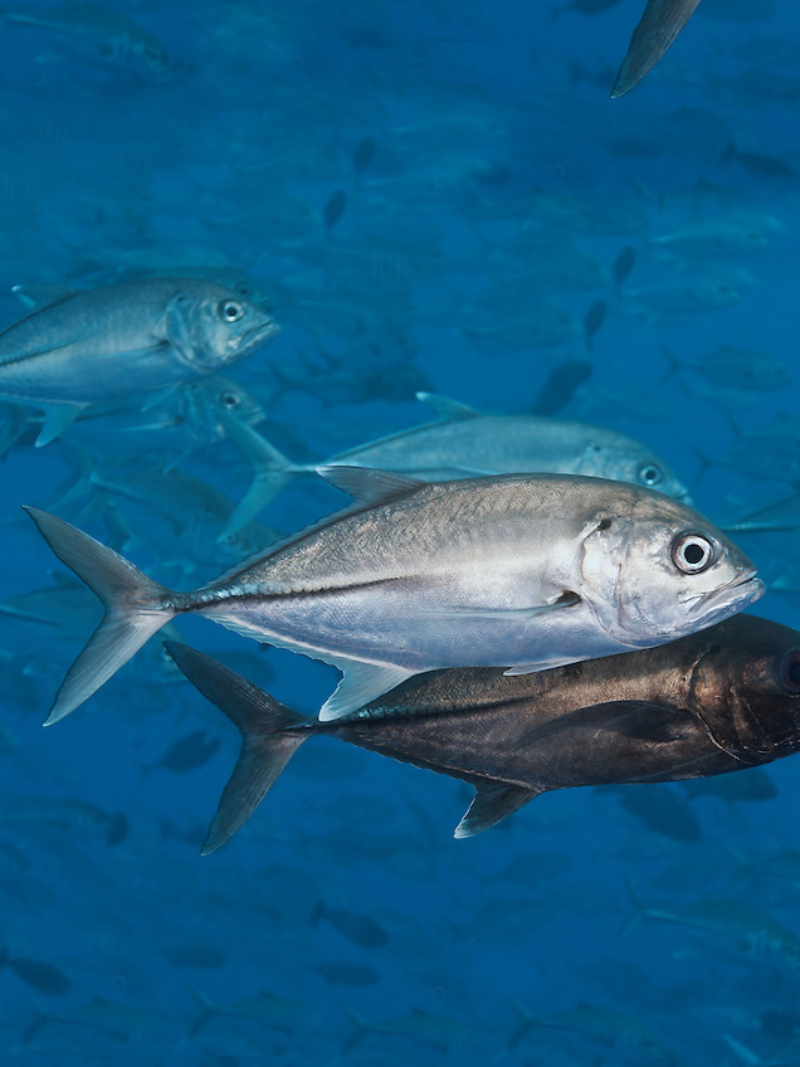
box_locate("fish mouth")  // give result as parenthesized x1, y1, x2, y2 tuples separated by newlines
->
(687, 570, 765, 624)
(245, 319, 281, 348)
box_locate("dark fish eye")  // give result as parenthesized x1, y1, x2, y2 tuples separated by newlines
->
(779, 650, 800, 693)
(219, 300, 244, 323)
(638, 463, 662, 487)
(671, 532, 715, 574)
(220, 390, 240, 409)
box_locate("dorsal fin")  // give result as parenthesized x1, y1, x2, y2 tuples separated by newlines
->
(317, 465, 424, 507)
(416, 391, 479, 421)
(454, 781, 544, 838)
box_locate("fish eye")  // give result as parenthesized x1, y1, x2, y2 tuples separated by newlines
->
(219, 300, 244, 323)
(779, 650, 800, 693)
(671, 532, 715, 574)
(220, 390, 240, 409)
(638, 463, 662, 487)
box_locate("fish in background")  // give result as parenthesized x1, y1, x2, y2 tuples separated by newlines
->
(625, 883, 800, 975)
(25, 466, 762, 723)
(0, 4, 171, 80)
(722, 144, 797, 181)
(722, 494, 800, 534)
(0, 374, 268, 463)
(0, 797, 128, 846)
(0, 278, 279, 446)
(531, 359, 593, 414)
(612, 0, 704, 98)
(165, 613, 800, 852)
(662, 345, 792, 394)
(651, 215, 785, 261)
(215, 390, 691, 536)
(508, 1001, 671, 1062)
(46, 465, 283, 581)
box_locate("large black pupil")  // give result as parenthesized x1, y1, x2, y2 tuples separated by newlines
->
(684, 542, 705, 565)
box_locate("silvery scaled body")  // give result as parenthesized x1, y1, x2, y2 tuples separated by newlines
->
(25, 468, 763, 724)
(0, 278, 279, 445)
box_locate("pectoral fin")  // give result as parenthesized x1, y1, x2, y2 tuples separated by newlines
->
(455, 781, 545, 838)
(430, 591, 580, 622)
(318, 661, 416, 722)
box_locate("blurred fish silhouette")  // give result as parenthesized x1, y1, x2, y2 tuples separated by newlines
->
(613, 1, 703, 98)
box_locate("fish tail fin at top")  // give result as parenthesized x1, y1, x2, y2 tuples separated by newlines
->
(164, 642, 310, 854)
(23, 507, 176, 724)
(217, 411, 305, 541)
(611, 0, 702, 98)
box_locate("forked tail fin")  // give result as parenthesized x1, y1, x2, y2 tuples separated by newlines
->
(164, 642, 310, 854)
(23, 507, 176, 724)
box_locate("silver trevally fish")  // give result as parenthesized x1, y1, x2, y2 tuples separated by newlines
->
(1, 4, 171, 79)
(25, 468, 762, 724)
(1, 374, 267, 461)
(0, 278, 279, 446)
(218, 391, 691, 537)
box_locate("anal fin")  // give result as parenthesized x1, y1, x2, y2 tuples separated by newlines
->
(318, 661, 415, 722)
(36, 402, 85, 447)
(454, 781, 544, 839)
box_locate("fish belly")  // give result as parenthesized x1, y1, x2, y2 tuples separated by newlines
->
(196, 580, 625, 674)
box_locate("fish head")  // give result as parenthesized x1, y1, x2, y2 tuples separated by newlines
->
(690, 617, 800, 761)
(579, 491, 764, 648)
(180, 375, 266, 444)
(128, 36, 171, 77)
(576, 441, 693, 504)
(165, 282, 280, 374)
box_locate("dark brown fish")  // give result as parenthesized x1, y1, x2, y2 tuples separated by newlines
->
(612, 0, 703, 98)
(164, 614, 800, 853)
(0, 950, 71, 995)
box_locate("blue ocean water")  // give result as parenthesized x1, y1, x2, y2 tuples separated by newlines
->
(2, 0, 800, 1061)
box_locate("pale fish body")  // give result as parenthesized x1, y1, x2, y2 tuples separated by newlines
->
(0, 278, 279, 445)
(622, 273, 744, 319)
(26, 469, 762, 724)
(3, 4, 170, 78)
(628, 891, 800, 974)
(5, 374, 266, 459)
(663, 345, 792, 392)
(61, 375, 267, 458)
(219, 392, 691, 537)
(652, 215, 783, 259)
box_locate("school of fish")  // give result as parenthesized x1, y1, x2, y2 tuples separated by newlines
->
(1, 0, 800, 1059)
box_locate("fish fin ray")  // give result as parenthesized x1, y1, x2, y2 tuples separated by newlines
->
(455, 782, 544, 838)
(35, 402, 85, 447)
(217, 413, 302, 538)
(23, 507, 175, 722)
(438, 591, 581, 625)
(11, 284, 76, 311)
(319, 662, 416, 721)
(165, 641, 309, 853)
(415, 391, 479, 421)
(612, 0, 702, 98)
(316, 464, 424, 507)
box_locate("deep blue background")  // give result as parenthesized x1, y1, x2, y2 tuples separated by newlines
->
(1, 0, 800, 1061)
